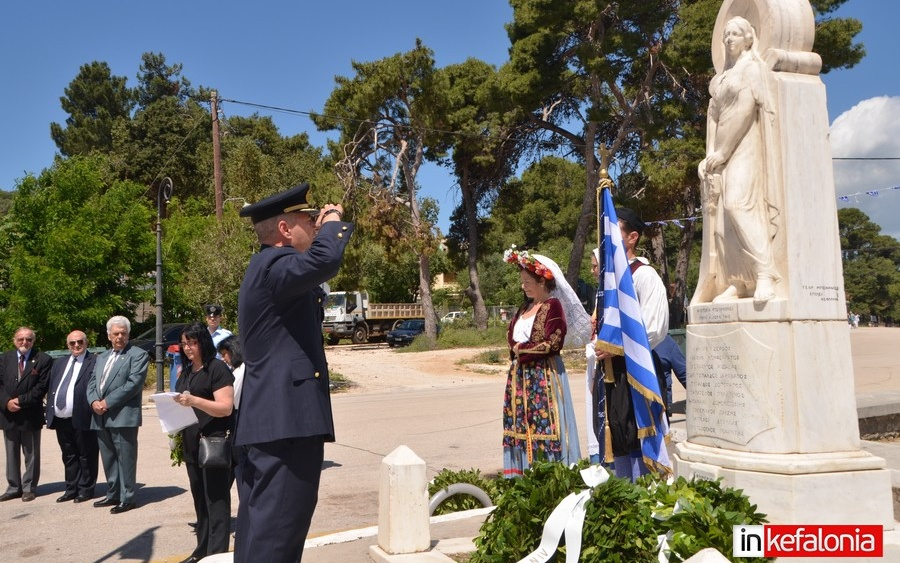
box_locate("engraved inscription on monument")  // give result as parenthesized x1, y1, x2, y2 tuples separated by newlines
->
(691, 303, 738, 324)
(800, 283, 840, 304)
(687, 328, 778, 447)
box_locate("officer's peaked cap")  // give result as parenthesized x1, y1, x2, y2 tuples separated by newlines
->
(239, 182, 318, 223)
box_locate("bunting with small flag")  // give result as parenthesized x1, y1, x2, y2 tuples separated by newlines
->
(595, 187, 672, 475)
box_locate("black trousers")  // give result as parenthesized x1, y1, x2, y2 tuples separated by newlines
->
(185, 461, 232, 558)
(52, 417, 99, 497)
(234, 436, 324, 563)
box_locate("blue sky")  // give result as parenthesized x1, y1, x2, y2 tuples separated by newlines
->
(1, 1, 898, 235)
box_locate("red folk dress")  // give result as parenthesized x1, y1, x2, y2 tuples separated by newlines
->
(502, 298, 581, 478)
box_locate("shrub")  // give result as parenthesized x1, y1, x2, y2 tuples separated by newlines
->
(401, 323, 508, 352)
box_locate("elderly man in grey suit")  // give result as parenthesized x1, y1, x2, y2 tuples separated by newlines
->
(87, 316, 148, 514)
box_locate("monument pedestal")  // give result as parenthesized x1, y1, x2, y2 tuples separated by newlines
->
(679, 316, 895, 529)
(674, 442, 894, 527)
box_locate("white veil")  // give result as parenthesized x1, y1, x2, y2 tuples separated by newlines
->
(532, 254, 593, 349)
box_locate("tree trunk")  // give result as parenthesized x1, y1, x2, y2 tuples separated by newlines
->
(670, 221, 695, 329)
(403, 141, 440, 346)
(567, 123, 599, 287)
(418, 253, 438, 346)
(460, 167, 488, 329)
(647, 226, 669, 292)
(671, 181, 700, 328)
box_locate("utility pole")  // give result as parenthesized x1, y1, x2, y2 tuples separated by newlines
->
(211, 90, 224, 222)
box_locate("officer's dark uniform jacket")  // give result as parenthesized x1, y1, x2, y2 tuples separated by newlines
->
(235, 220, 353, 447)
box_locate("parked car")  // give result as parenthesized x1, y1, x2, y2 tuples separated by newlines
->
(129, 323, 189, 360)
(386, 319, 427, 348)
(440, 311, 468, 324)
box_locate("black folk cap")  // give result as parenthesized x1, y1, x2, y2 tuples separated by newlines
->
(615, 207, 647, 235)
(239, 182, 319, 223)
(204, 304, 224, 316)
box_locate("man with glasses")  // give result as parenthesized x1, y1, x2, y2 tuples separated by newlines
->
(0, 327, 52, 501)
(235, 182, 352, 562)
(46, 330, 99, 503)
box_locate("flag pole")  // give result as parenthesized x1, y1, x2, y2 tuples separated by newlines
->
(595, 143, 613, 320)
(595, 144, 616, 464)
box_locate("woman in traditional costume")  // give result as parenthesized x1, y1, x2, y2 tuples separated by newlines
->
(501, 247, 591, 477)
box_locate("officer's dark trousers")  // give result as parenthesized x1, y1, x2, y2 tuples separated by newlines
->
(234, 436, 324, 563)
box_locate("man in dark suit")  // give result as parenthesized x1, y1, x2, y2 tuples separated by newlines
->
(46, 330, 99, 503)
(86, 316, 148, 514)
(0, 326, 52, 502)
(234, 183, 352, 563)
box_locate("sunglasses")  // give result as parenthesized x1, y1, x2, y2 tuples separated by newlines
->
(68, 339, 85, 346)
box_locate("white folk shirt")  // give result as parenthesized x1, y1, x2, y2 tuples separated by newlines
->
(512, 314, 537, 344)
(630, 256, 669, 350)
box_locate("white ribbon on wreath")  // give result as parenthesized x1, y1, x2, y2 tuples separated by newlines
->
(516, 465, 609, 563)
(518, 466, 684, 563)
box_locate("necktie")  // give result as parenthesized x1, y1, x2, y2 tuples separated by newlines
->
(56, 357, 77, 410)
(100, 351, 118, 392)
(17, 355, 25, 381)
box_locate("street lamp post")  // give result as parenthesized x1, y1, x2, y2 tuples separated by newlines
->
(155, 177, 174, 392)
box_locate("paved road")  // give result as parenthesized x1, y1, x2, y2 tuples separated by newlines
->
(0, 326, 894, 562)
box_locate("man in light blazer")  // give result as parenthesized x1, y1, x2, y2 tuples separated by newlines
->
(86, 316, 148, 514)
(0, 326, 52, 502)
(46, 330, 99, 503)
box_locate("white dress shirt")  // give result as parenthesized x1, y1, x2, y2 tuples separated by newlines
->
(54, 354, 84, 418)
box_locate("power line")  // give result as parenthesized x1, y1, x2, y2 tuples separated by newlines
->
(222, 96, 900, 161)
(833, 157, 900, 161)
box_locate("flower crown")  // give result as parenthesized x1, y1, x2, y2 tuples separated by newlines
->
(503, 245, 553, 280)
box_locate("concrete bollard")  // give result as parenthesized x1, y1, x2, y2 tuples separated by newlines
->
(377, 445, 431, 554)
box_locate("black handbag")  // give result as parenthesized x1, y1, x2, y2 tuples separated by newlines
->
(198, 433, 231, 469)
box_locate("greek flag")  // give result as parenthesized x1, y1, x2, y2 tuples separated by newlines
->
(595, 189, 671, 475)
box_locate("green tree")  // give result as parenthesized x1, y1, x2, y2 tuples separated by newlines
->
(221, 115, 338, 206)
(162, 200, 256, 326)
(472, 157, 590, 311)
(0, 156, 155, 347)
(134, 52, 195, 107)
(442, 59, 526, 329)
(50, 61, 134, 157)
(810, 0, 866, 73)
(501, 0, 680, 284)
(485, 156, 587, 254)
(498, 0, 865, 323)
(314, 39, 451, 343)
(838, 207, 900, 321)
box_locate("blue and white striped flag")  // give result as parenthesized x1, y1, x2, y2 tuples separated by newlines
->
(595, 189, 671, 475)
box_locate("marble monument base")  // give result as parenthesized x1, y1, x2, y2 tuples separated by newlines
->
(674, 441, 894, 528)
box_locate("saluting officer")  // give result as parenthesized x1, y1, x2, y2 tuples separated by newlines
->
(234, 182, 352, 563)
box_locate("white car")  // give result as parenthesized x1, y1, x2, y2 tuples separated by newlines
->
(441, 311, 467, 324)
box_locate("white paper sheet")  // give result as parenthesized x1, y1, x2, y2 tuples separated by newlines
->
(149, 392, 198, 434)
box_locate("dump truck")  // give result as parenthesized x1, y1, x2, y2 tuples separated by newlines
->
(322, 290, 424, 344)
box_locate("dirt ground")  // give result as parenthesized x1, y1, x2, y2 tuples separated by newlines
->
(325, 343, 509, 393)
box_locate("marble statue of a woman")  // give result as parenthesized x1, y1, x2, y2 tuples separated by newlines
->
(694, 16, 780, 304)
